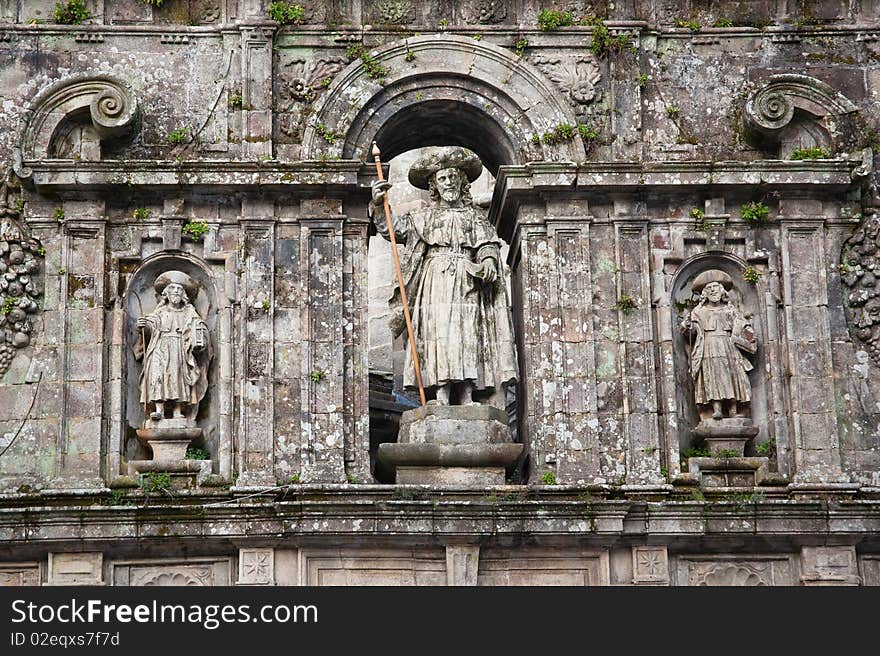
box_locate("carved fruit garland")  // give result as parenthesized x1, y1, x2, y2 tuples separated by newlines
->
(0, 171, 43, 376)
(841, 214, 880, 364)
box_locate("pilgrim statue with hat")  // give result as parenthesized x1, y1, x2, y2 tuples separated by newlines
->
(371, 146, 517, 408)
(135, 270, 212, 426)
(680, 269, 757, 421)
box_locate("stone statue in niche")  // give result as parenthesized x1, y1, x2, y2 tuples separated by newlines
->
(371, 146, 518, 408)
(681, 270, 757, 420)
(135, 270, 212, 434)
(680, 269, 759, 456)
(372, 146, 522, 485)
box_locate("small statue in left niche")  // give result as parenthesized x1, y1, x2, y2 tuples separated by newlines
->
(135, 271, 212, 426)
(680, 269, 757, 421)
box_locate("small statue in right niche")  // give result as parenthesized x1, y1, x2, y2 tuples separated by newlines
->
(680, 269, 757, 421)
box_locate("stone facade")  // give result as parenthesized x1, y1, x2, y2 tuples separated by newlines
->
(1, 0, 880, 586)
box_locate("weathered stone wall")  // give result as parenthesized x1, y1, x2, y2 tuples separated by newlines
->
(1, 0, 880, 585)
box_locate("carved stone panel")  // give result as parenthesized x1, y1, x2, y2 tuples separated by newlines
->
(459, 0, 508, 24)
(47, 552, 104, 586)
(801, 546, 860, 585)
(111, 559, 232, 586)
(477, 548, 610, 586)
(674, 556, 794, 586)
(860, 555, 880, 586)
(529, 53, 602, 109)
(299, 549, 446, 585)
(632, 546, 669, 585)
(238, 548, 275, 586)
(841, 215, 880, 367)
(0, 564, 40, 586)
(446, 545, 479, 586)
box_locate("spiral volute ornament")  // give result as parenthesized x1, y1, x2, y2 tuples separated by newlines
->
(90, 81, 138, 139)
(747, 89, 794, 132)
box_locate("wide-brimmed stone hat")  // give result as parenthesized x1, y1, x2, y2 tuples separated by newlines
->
(408, 146, 482, 190)
(692, 269, 733, 293)
(155, 270, 198, 301)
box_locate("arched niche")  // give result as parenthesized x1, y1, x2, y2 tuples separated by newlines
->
(302, 34, 586, 170)
(122, 253, 219, 467)
(743, 73, 858, 158)
(670, 254, 771, 454)
(13, 74, 140, 179)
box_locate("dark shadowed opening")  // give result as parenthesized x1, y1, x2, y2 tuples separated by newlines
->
(344, 98, 518, 176)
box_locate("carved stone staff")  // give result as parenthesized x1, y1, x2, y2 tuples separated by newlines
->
(371, 141, 427, 406)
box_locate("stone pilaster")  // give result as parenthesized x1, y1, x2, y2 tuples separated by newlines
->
(780, 208, 848, 485)
(515, 196, 601, 484)
(299, 218, 346, 483)
(53, 201, 106, 490)
(342, 215, 371, 482)
(239, 24, 275, 159)
(237, 206, 276, 487)
(614, 206, 664, 488)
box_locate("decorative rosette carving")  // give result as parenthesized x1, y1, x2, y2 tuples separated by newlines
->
(0, 168, 42, 377)
(460, 0, 507, 24)
(529, 53, 601, 107)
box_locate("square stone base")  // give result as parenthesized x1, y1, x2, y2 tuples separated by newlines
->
(396, 466, 506, 485)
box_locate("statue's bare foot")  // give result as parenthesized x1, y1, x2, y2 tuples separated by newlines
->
(460, 383, 479, 405)
(150, 411, 162, 421)
(712, 401, 723, 420)
(435, 385, 451, 405)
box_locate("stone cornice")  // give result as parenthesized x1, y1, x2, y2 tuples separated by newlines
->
(490, 158, 870, 238)
(0, 492, 879, 551)
(26, 160, 378, 194)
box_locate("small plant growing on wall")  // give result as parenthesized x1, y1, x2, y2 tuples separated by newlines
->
(345, 45, 389, 84)
(586, 16, 630, 58)
(790, 146, 830, 160)
(132, 207, 152, 221)
(185, 447, 210, 460)
(54, 207, 65, 221)
(537, 9, 574, 31)
(227, 91, 243, 108)
(513, 38, 528, 57)
(541, 471, 557, 485)
(310, 369, 327, 382)
(743, 266, 760, 283)
(141, 0, 167, 7)
(54, 0, 90, 24)
(167, 126, 189, 146)
(713, 18, 734, 27)
(741, 201, 770, 225)
(182, 220, 210, 240)
(269, 2, 306, 25)
(615, 294, 638, 314)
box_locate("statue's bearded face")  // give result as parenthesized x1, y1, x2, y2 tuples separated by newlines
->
(164, 283, 187, 307)
(703, 281, 725, 303)
(433, 167, 462, 203)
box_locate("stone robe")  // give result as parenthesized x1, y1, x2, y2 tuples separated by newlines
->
(137, 302, 210, 406)
(378, 204, 518, 391)
(688, 301, 755, 404)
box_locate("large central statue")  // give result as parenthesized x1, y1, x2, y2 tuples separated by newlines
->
(371, 146, 518, 408)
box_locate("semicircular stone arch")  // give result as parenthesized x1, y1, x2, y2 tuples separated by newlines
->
(301, 34, 586, 170)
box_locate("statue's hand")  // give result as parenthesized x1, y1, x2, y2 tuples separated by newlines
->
(478, 259, 497, 284)
(136, 317, 148, 329)
(371, 180, 392, 205)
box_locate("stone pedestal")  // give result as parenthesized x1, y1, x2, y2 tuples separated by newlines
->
(128, 422, 210, 487)
(692, 417, 759, 457)
(376, 404, 523, 485)
(136, 420, 203, 461)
